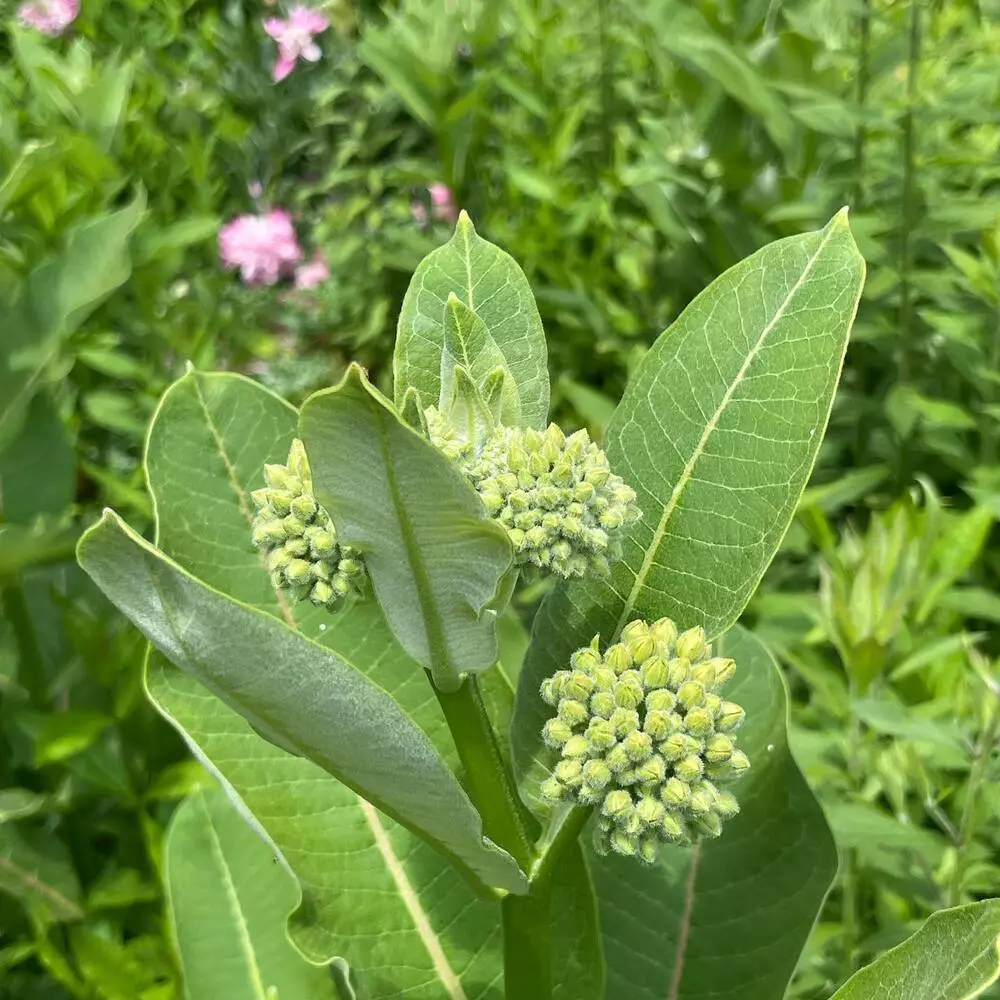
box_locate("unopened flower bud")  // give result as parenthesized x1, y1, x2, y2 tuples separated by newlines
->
(650, 617, 678, 648)
(637, 795, 666, 827)
(661, 811, 686, 841)
(705, 734, 734, 764)
(605, 644, 632, 674)
(645, 689, 677, 713)
(661, 777, 691, 809)
(659, 733, 688, 762)
(582, 759, 612, 791)
(695, 812, 723, 838)
(540, 778, 564, 801)
(688, 785, 714, 816)
(554, 759, 583, 787)
(586, 718, 617, 751)
(708, 657, 736, 687)
(542, 719, 573, 748)
(602, 789, 633, 822)
(667, 658, 690, 689)
(639, 836, 660, 865)
(640, 656, 670, 689)
(564, 671, 595, 701)
(609, 829, 638, 857)
(590, 691, 616, 719)
(716, 701, 746, 732)
(563, 735, 591, 759)
(571, 644, 602, 673)
(614, 675, 645, 710)
(713, 790, 740, 819)
(684, 707, 714, 737)
(622, 730, 653, 763)
(610, 708, 640, 738)
(676, 627, 708, 661)
(558, 699, 589, 727)
(634, 753, 666, 785)
(677, 681, 706, 711)
(606, 744, 631, 774)
(674, 754, 704, 782)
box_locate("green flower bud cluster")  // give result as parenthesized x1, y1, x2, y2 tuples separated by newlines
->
(250, 439, 364, 609)
(425, 407, 473, 464)
(428, 415, 641, 579)
(539, 618, 750, 864)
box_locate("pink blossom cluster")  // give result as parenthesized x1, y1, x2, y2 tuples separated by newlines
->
(413, 183, 458, 226)
(264, 5, 329, 83)
(18, 0, 79, 35)
(218, 210, 303, 286)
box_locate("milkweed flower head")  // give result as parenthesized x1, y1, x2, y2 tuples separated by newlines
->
(264, 6, 330, 82)
(250, 439, 365, 608)
(18, 0, 79, 35)
(219, 210, 302, 286)
(539, 619, 750, 864)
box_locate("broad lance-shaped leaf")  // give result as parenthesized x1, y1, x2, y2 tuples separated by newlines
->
(512, 211, 865, 806)
(300, 364, 511, 692)
(133, 368, 511, 994)
(164, 786, 339, 1000)
(78, 512, 526, 897)
(439, 292, 520, 426)
(394, 211, 550, 428)
(829, 900, 1000, 1000)
(590, 627, 835, 1000)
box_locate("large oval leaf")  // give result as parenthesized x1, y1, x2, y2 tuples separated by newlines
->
(138, 369, 511, 993)
(165, 786, 339, 1000)
(78, 512, 525, 896)
(393, 212, 549, 428)
(300, 364, 511, 692)
(588, 628, 835, 1000)
(830, 900, 1000, 1000)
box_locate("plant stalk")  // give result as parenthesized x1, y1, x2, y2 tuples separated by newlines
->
(433, 673, 535, 871)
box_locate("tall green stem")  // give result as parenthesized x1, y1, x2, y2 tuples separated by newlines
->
(851, 0, 872, 212)
(433, 674, 535, 871)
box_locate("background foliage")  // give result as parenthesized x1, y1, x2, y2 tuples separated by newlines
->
(2, 0, 1000, 997)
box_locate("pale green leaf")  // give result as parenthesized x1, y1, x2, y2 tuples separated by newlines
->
(393, 212, 549, 428)
(300, 364, 511, 692)
(588, 627, 835, 1000)
(136, 369, 511, 991)
(830, 900, 1000, 1000)
(165, 787, 337, 1000)
(77, 511, 525, 896)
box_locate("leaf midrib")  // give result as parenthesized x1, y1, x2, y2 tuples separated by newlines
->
(0, 855, 82, 920)
(614, 220, 842, 638)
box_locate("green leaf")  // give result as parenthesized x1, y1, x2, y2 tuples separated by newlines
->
(587, 627, 835, 1000)
(513, 213, 865, 806)
(798, 465, 889, 514)
(165, 787, 337, 1000)
(829, 900, 1000, 1000)
(126, 369, 511, 985)
(394, 212, 549, 428)
(0, 191, 146, 452)
(0, 823, 83, 923)
(77, 511, 525, 896)
(300, 364, 512, 692)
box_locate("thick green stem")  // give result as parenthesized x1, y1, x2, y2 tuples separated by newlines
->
(2, 580, 48, 708)
(433, 674, 535, 871)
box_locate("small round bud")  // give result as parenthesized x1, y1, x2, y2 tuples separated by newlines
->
(677, 681, 706, 711)
(564, 671, 595, 701)
(683, 707, 714, 737)
(713, 790, 740, 819)
(627, 634, 656, 664)
(590, 692, 616, 719)
(661, 811, 686, 842)
(570, 644, 602, 674)
(708, 657, 736, 687)
(638, 836, 660, 865)
(644, 709, 681, 741)
(695, 812, 723, 838)
(634, 753, 666, 785)
(593, 667, 618, 692)
(563, 735, 591, 759)
(690, 661, 718, 688)
(290, 493, 317, 519)
(585, 718, 617, 752)
(640, 656, 670, 689)
(620, 620, 649, 646)
(542, 719, 573, 748)
(636, 795, 666, 827)
(705, 734, 734, 764)
(602, 789, 633, 822)
(606, 744, 631, 774)
(609, 829, 638, 857)
(659, 733, 688, 762)
(674, 755, 704, 782)
(540, 778, 564, 801)
(252, 519, 286, 547)
(605, 644, 633, 674)
(650, 617, 678, 648)
(676, 627, 708, 661)
(284, 558, 312, 585)
(727, 750, 751, 775)
(688, 786, 714, 816)
(622, 730, 653, 763)
(614, 675, 644, 710)
(667, 659, 690, 689)
(540, 672, 568, 706)
(558, 699, 590, 727)
(310, 580, 334, 606)
(645, 689, 677, 713)
(554, 759, 583, 787)
(582, 759, 612, 791)
(660, 777, 691, 809)
(703, 693, 723, 718)
(716, 701, 746, 732)
(610, 708, 640, 738)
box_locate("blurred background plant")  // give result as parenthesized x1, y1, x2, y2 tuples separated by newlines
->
(2, 0, 1000, 996)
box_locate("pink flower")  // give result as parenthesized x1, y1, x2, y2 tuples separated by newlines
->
(264, 6, 330, 83)
(219, 210, 303, 285)
(428, 183, 457, 223)
(18, 0, 79, 35)
(294, 254, 330, 290)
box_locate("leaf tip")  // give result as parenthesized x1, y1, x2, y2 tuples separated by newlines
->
(831, 205, 851, 229)
(455, 209, 476, 239)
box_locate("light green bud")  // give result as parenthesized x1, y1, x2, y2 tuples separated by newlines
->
(660, 776, 691, 809)
(582, 759, 612, 791)
(614, 675, 645, 710)
(525, 526, 547, 549)
(674, 754, 704, 782)
(606, 744, 631, 774)
(667, 658, 690, 689)
(640, 655, 671, 689)
(252, 519, 286, 547)
(605, 643, 633, 673)
(590, 691, 616, 719)
(507, 527, 527, 551)
(290, 493, 317, 519)
(690, 661, 718, 688)
(638, 836, 660, 865)
(650, 617, 678, 649)
(284, 537, 309, 558)
(684, 707, 714, 737)
(677, 681, 706, 711)
(610, 708, 640, 738)
(563, 735, 591, 759)
(708, 657, 736, 687)
(659, 733, 688, 762)
(554, 759, 583, 787)
(688, 786, 714, 816)
(540, 672, 568, 706)
(585, 465, 610, 487)
(284, 558, 312, 585)
(268, 489, 295, 516)
(563, 671, 595, 701)
(661, 811, 686, 841)
(570, 643, 602, 673)
(713, 790, 740, 819)
(310, 580, 334, 606)
(586, 718, 617, 752)
(695, 812, 723, 838)
(627, 634, 656, 664)
(620, 619, 648, 644)
(727, 750, 751, 775)
(542, 718, 573, 748)
(304, 525, 336, 557)
(609, 829, 638, 857)
(676, 626, 708, 661)
(703, 693, 723, 718)
(480, 491, 504, 516)
(645, 689, 677, 713)
(593, 667, 617, 692)
(540, 777, 564, 801)
(636, 794, 666, 827)
(716, 701, 746, 732)
(622, 730, 653, 763)
(634, 752, 666, 785)
(602, 789, 633, 821)
(705, 734, 734, 764)
(557, 699, 589, 727)
(643, 709, 680, 741)
(622, 810, 644, 837)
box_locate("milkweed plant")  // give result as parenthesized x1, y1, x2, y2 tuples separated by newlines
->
(85, 208, 993, 1000)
